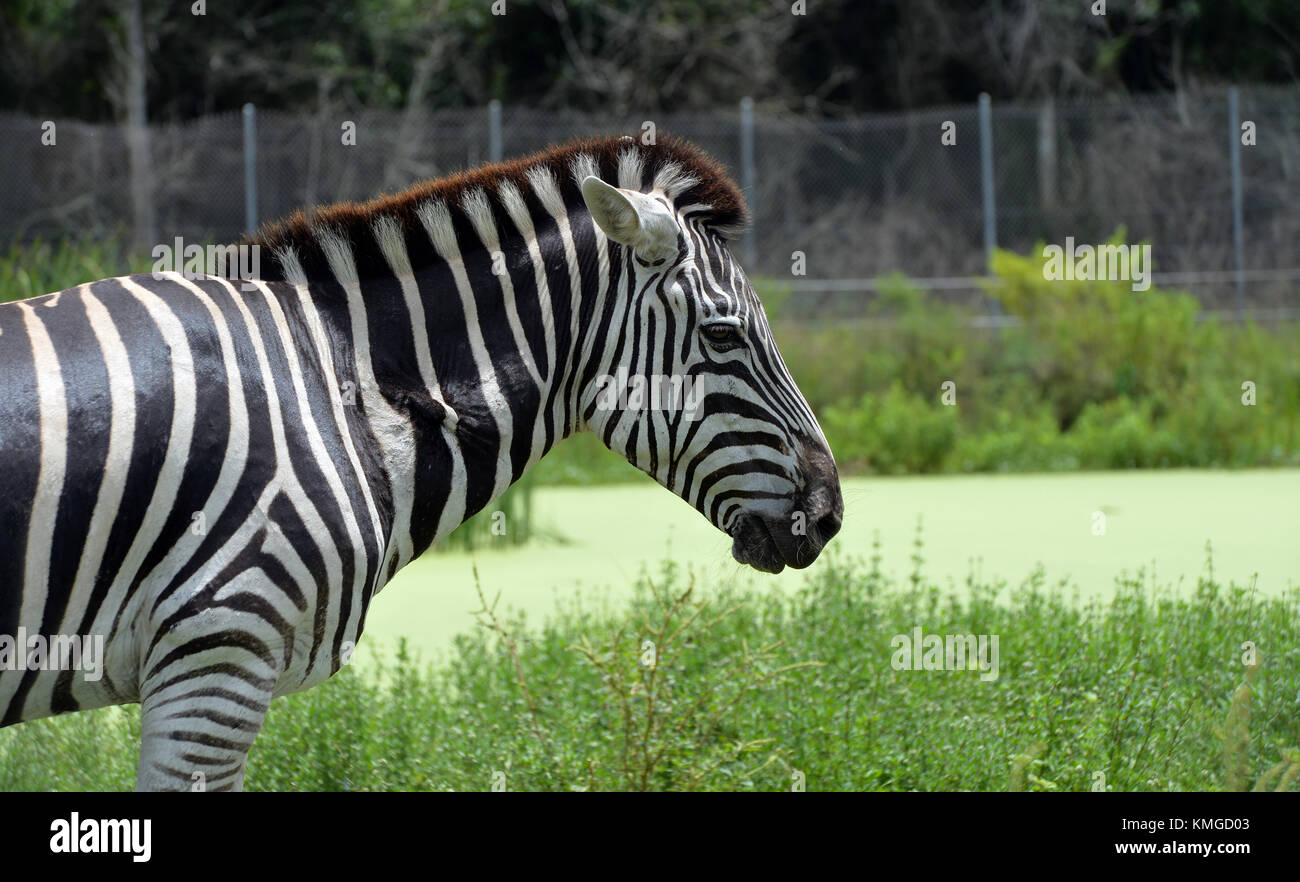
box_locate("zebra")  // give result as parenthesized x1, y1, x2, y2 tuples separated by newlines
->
(0, 134, 842, 790)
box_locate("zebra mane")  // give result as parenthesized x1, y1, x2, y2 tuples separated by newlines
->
(241, 133, 747, 284)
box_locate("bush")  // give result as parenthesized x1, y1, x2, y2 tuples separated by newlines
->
(824, 382, 958, 474)
(798, 230, 1299, 475)
(984, 230, 1205, 431)
(3, 541, 1297, 792)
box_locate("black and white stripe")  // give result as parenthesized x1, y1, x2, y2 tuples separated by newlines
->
(0, 135, 840, 790)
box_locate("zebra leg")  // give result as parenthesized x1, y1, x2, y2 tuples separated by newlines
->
(134, 603, 286, 793)
(136, 669, 277, 792)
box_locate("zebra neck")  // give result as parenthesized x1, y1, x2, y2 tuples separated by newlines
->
(314, 205, 614, 572)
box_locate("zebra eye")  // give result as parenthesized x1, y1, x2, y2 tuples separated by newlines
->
(701, 323, 742, 349)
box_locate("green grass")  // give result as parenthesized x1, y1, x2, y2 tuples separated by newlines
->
(0, 236, 150, 304)
(2, 537, 1296, 792)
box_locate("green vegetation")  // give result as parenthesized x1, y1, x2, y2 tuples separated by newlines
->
(773, 241, 1300, 475)
(0, 237, 149, 303)
(7, 0, 1293, 121)
(2, 538, 1295, 791)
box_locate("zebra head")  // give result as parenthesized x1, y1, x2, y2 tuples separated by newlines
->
(578, 162, 842, 573)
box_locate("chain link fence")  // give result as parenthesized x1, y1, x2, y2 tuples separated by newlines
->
(2, 86, 1297, 315)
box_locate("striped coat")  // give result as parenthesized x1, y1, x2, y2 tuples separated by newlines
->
(0, 135, 841, 789)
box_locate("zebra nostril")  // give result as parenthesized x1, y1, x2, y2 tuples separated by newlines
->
(815, 509, 842, 542)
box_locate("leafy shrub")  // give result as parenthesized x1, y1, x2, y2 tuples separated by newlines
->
(3, 541, 1297, 792)
(804, 231, 1298, 474)
(824, 382, 958, 474)
(983, 230, 1205, 431)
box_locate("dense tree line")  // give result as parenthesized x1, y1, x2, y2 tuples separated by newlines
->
(1, 0, 1296, 122)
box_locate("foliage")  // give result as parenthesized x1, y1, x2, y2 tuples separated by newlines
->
(791, 235, 1299, 475)
(824, 382, 959, 474)
(3, 0, 1296, 121)
(0, 236, 149, 303)
(2, 538, 1297, 792)
(984, 231, 1203, 431)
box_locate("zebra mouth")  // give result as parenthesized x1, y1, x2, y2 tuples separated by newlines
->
(729, 513, 797, 574)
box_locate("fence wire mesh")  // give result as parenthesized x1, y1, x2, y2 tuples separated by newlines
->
(1, 86, 1296, 313)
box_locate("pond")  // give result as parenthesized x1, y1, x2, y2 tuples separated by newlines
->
(359, 469, 1299, 662)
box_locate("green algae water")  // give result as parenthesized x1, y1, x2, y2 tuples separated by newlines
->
(358, 469, 1299, 662)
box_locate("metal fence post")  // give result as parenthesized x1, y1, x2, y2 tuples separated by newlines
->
(978, 93, 1000, 317)
(242, 103, 258, 234)
(488, 99, 503, 163)
(1037, 95, 1057, 213)
(739, 96, 756, 268)
(1228, 87, 1246, 317)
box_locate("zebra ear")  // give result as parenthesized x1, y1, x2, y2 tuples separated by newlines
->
(580, 176, 678, 263)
